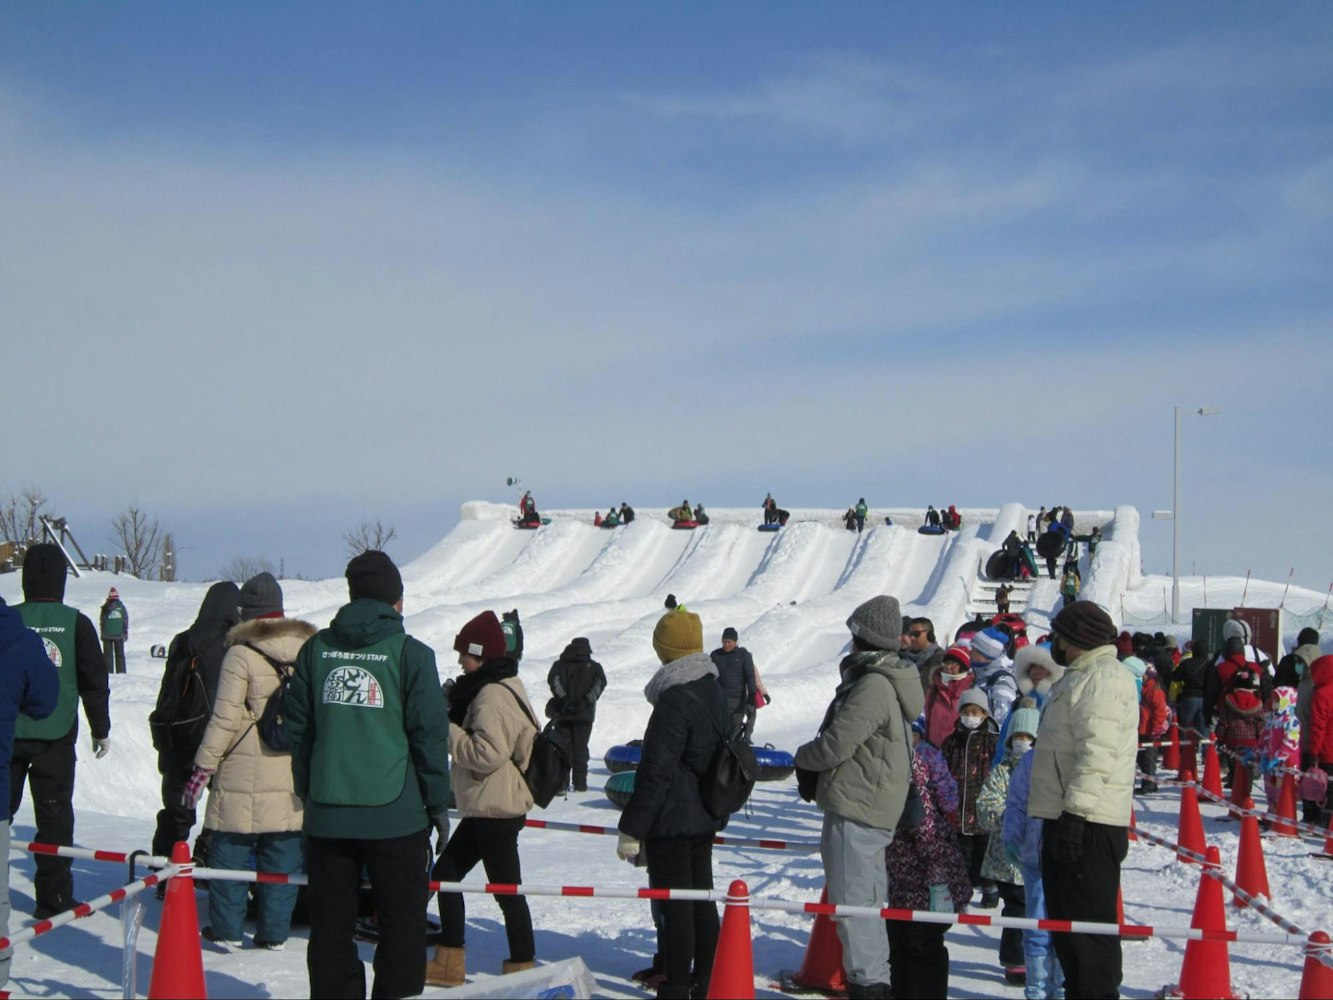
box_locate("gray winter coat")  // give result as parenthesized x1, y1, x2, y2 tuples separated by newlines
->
(795, 649, 925, 830)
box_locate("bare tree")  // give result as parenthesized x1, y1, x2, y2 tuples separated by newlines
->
(219, 555, 277, 583)
(112, 505, 164, 578)
(0, 486, 50, 544)
(343, 519, 397, 558)
(160, 532, 178, 582)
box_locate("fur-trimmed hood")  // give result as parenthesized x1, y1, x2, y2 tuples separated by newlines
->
(645, 652, 718, 705)
(1014, 644, 1064, 697)
(224, 616, 317, 657)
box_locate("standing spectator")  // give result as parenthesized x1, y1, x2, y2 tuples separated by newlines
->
(1036, 506, 1047, 531)
(1003, 742, 1065, 1000)
(1059, 506, 1075, 534)
(970, 628, 1018, 726)
(287, 550, 451, 999)
(923, 644, 973, 749)
(0, 594, 59, 989)
(1172, 640, 1211, 743)
(545, 637, 607, 792)
(1216, 668, 1265, 788)
(995, 584, 1012, 616)
(977, 704, 1040, 984)
(618, 608, 730, 1000)
(1026, 512, 1037, 543)
(149, 581, 240, 865)
(1088, 526, 1102, 556)
(1030, 600, 1136, 999)
(9, 543, 111, 918)
(710, 627, 756, 738)
(885, 721, 970, 999)
(795, 596, 923, 999)
(941, 689, 1001, 907)
(902, 618, 945, 695)
(184, 573, 314, 949)
(1274, 627, 1320, 689)
(1014, 644, 1064, 712)
(98, 587, 128, 675)
(854, 498, 868, 533)
(1290, 636, 1325, 822)
(1262, 687, 1302, 811)
(431, 610, 540, 986)
(1310, 655, 1333, 782)
(1136, 658, 1170, 795)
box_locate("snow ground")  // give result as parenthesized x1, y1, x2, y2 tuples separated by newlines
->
(1, 502, 1329, 998)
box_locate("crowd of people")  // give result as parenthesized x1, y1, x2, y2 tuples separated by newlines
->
(1, 531, 1328, 1000)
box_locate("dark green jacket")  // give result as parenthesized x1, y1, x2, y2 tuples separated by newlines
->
(288, 598, 451, 839)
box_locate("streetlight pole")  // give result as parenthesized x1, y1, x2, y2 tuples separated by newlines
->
(1171, 406, 1221, 624)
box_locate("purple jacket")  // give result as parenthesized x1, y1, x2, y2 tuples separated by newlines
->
(886, 742, 972, 912)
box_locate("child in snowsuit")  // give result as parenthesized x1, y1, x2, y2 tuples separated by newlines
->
(1003, 727, 1065, 999)
(1217, 667, 1266, 789)
(885, 722, 971, 999)
(1137, 660, 1170, 794)
(941, 688, 1000, 907)
(1261, 686, 1301, 808)
(977, 704, 1041, 985)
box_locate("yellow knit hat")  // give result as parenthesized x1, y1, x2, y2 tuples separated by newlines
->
(652, 608, 703, 664)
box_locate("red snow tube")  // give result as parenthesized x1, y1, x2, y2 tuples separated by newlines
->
(672, 520, 700, 530)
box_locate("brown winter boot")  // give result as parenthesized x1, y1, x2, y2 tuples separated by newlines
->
(425, 946, 465, 987)
(502, 959, 537, 974)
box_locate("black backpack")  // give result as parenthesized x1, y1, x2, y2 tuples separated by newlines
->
(245, 645, 294, 754)
(681, 687, 758, 820)
(499, 684, 573, 809)
(149, 649, 211, 756)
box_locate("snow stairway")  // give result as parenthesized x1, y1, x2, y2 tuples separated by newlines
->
(966, 579, 1035, 619)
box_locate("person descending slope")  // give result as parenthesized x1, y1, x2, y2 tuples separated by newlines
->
(546, 637, 607, 793)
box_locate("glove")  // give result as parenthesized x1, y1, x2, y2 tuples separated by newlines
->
(616, 832, 641, 864)
(181, 767, 213, 809)
(1047, 811, 1085, 865)
(431, 814, 451, 854)
(92, 736, 111, 759)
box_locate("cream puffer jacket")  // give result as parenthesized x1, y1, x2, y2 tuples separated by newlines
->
(195, 617, 316, 834)
(1027, 643, 1139, 827)
(449, 677, 537, 819)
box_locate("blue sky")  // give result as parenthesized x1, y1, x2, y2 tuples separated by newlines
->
(2, 3, 1331, 591)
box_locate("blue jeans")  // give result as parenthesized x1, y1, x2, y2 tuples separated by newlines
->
(208, 831, 303, 942)
(1020, 863, 1064, 999)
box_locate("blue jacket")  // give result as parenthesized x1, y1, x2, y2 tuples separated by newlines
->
(1001, 748, 1043, 870)
(0, 596, 61, 819)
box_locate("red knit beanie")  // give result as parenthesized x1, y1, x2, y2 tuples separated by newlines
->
(454, 611, 507, 660)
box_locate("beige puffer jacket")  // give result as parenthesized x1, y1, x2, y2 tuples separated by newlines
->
(195, 617, 316, 834)
(449, 676, 538, 819)
(1028, 643, 1139, 826)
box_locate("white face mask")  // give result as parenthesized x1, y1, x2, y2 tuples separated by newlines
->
(1012, 737, 1035, 753)
(943, 670, 969, 682)
(960, 714, 984, 730)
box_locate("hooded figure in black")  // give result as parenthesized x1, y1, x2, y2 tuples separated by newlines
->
(149, 581, 241, 860)
(545, 637, 607, 792)
(10, 543, 111, 919)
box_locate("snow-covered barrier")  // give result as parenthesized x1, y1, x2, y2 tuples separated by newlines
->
(1082, 505, 1141, 627)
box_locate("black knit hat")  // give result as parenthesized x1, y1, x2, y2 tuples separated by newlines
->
(1050, 600, 1117, 650)
(21, 543, 67, 601)
(239, 572, 283, 620)
(1298, 627, 1321, 647)
(346, 550, 403, 605)
(722, 626, 739, 642)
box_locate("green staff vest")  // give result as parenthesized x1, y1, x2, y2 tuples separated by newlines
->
(102, 602, 127, 639)
(307, 631, 410, 807)
(15, 603, 78, 740)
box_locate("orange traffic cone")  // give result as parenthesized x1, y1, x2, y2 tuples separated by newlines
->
(1233, 798, 1270, 909)
(1273, 772, 1300, 838)
(1318, 815, 1333, 860)
(148, 841, 207, 999)
(1174, 846, 1236, 1000)
(1129, 806, 1138, 843)
(779, 886, 847, 995)
(706, 880, 755, 1000)
(1178, 729, 1196, 781)
(1230, 761, 1252, 810)
(1177, 783, 1207, 863)
(1202, 742, 1224, 799)
(1299, 930, 1333, 1000)
(1162, 723, 1181, 772)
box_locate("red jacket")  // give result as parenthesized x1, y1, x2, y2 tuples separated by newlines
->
(923, 671, 972, 749)
(1138, 677, 1169, 737)
(1308, 656, 1333, 765)
(1217, 690, 1266, 749)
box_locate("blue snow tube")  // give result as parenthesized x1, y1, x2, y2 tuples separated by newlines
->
(604, 744, 641, 773)
(758, 523, 781, 532)
(753, 747, 796, 782)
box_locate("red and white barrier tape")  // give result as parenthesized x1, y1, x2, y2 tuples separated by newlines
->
(1134, 773, 1329, 841)
(1213, 741, 1325, 782)
(0, 864, 179, 951)
(522, 818, 819, 853)
(13, 842, 168, 868)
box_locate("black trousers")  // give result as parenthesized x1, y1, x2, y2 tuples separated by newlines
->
(956, 832, 991, 891)
(9, 737, 76, 911)
(886, 920, 948, 999)
(1137, 747, 1158, 792)
(556, 720, 593, 789)
(645, 833, 719, 1000)
(153, 753, 199, 858)
(102, 639, 126, 674)
(997, 880, 1026, 967)
(306, 830, 430, 1000)
(1042, 821, 1128, 1000)
(434, 816, 534, 963)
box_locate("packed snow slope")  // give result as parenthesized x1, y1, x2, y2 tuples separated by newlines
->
(2, 501, 1331, 999)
